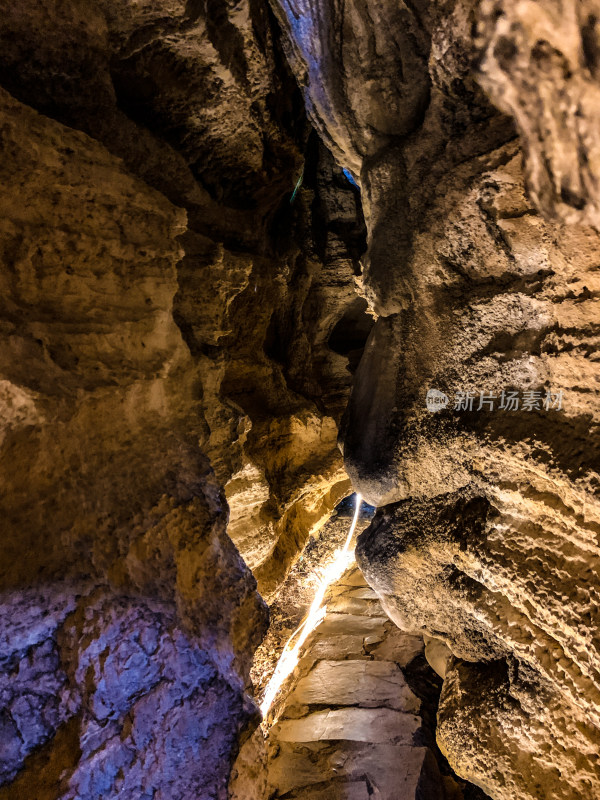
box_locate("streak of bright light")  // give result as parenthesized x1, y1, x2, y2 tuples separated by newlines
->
(260, 493, 363, 722)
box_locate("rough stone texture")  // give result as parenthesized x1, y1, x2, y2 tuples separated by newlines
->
(291, 659, 422, 711)
(248, 565, 476, 800)
(251, 497, 375, 698)
(4, 0, 600, 795)
(357, 488, 600, 797)
(273, 0, 515, 316)
(351, 146, 600, 796)
(0, 586, 253, 800)
(0, 85, 265, 798)
(275, 0, 600, 797)
(0, 0, 369, 795)
(437, 658, 600, 800)
(0, 0, 368, 593)
(477, 0, 600, 229)
(274, 706, 422, 744)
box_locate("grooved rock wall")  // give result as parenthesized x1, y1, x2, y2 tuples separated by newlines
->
(274, 0, 600, 797)
(0, 0, 366, 794)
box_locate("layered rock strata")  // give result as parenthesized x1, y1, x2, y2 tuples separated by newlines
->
(274, 0, 600, 796)
(264, 567, 444, 800)
(233, 509, 488, 800)
(235, 565, 456, 800)
(251, 496, 374, 698)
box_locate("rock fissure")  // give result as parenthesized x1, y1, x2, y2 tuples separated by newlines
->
(1, 0, 600, 798)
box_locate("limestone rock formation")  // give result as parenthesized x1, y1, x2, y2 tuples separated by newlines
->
(243, 564, 459, 800)
(274, 0, 600, 797)
(0, 0, 367, 795)
(232, 508, 488, 800)
(0, 0, 367, 589)
(437, 657, 600, 800)
(2, 0, 600, 796)
(0, 586, 255, 799)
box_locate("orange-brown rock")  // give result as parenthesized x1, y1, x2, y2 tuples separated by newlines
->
(275, 0, 600, 797)
(0, 0, 367, 794)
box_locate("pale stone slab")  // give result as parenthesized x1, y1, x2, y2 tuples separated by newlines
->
(308, 634, 367, 660)
(363, 633, 384, 646)
(267, 742, 435, 798)
(273, 707, 420, 744)
(315, 613, 388, 637)
(346, 587, 379, 599)
(337, 569, 368, 586)
(291, 781, 370, 800)
(369, 627, 424, 667)
(291, 659, 420, 712)
(424, 635, 452, 678)
(326, 595, 383, 616)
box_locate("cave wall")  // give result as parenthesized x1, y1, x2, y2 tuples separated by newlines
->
(0, 0, 368, 589)
(0, 0, 366, 795)
(273, 0, 600, 797)
(2, 0, 600, 796)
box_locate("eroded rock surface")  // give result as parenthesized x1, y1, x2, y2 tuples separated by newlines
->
(241, 565, 478, 800)
(275, 0, 600, 796)
(0, 586, 255, 800)
(0, 0, 367, 794)
(2, 0, 600, 795)
(477, 0, 600, 228)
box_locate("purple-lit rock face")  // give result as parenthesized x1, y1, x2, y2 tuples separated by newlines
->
(0, 0, 370, 795)
(275, 1, 600, 797)
(0, 586, 252, 799)
(0, 591, 77, 786)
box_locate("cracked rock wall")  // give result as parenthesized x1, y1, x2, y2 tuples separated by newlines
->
(0, 0, 367, 795)
(274, 0, 600, 797)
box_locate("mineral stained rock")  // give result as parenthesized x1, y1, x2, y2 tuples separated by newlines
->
(275, 0, 600, 797)
(0, 0, 367, 795)
(0, 586, 255, 800)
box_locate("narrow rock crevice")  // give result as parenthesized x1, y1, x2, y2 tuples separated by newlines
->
(0, 0, 599, 798)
